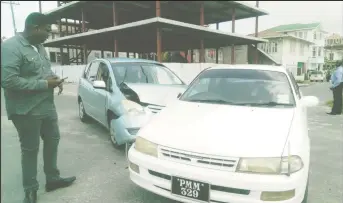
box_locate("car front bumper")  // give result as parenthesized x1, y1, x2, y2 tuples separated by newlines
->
(112, 111, 153, 145)
(128, 146, 308, 203)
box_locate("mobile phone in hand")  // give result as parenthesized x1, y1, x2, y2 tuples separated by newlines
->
(60, 77, 68, 82)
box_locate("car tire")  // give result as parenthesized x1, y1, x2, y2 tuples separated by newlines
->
(302, 177, 309, 203)
(78, 99, 89, 123)
(109, 118, 122, 149)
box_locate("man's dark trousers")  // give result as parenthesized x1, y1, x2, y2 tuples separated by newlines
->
(332, 82, 343, 114)
(11, 114, 61, 192)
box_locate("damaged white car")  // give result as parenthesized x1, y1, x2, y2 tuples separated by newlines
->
(128, 65, 319, 203)
(77, 58, 186, 148)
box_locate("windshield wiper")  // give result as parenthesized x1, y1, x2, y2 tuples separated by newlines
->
(187, 99, 234, 104)
(237, 101, 293, 107)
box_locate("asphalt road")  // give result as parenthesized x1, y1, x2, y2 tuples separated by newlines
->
(1, 82, 342, 203)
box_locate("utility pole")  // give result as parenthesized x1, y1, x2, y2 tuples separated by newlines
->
(1, 1, 20, 36)
(39, 1, 42, 13)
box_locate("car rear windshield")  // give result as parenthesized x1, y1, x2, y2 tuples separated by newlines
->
(180, 69, 296, 107)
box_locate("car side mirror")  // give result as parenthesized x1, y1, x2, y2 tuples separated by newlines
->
(93, 80, 106, 89)
(177, 93, 182, 98)
(300, 96, 319, 107)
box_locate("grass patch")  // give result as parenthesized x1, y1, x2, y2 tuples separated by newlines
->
(326, 100, 343, 110)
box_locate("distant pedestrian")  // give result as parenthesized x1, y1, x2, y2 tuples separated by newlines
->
(1, 12, 76, 203)
(328, 60, 343, 115)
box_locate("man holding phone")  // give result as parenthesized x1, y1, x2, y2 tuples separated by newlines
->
(1, 13, 75, 203)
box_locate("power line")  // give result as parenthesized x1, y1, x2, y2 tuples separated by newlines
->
(1, 1, 20, 36)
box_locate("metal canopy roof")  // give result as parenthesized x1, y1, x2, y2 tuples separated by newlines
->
(45, 1, 268, 29)
(43, 17, 266, 53)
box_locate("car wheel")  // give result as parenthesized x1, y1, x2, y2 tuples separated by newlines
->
(78, 99, 89, 122)
(302, 178, 309, 203)
(109, 119, 121, 148)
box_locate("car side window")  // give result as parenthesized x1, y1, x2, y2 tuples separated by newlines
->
(188, 78, 211, 96)
(287, 69, 301, 99)
(86, 61, 100, 82)
(96, 62, 112, 91)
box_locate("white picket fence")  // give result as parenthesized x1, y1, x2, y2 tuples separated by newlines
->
(51, 63, 218, 84)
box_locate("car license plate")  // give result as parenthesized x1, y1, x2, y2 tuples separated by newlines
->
(171, 176, 210, 202)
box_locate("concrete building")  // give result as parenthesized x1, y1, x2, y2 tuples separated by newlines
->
(324, 33, 343, 70)
(46, 20, 127, 66)
(251, 23, 328, 77)
(43, 1, 267, 66)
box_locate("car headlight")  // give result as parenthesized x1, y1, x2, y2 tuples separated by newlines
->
(121, 99, 145, 115)
(236, 155, 303, 175)
(134, 136, 158, 157)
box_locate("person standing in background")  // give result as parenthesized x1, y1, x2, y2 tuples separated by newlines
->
(1, 12, 76, 203)
(328, 60, 343, 115)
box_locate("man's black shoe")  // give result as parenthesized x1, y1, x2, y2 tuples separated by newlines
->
(23, 190, 37, 203)
(45, 176, 76, 192)
(327, 112, 341, 115)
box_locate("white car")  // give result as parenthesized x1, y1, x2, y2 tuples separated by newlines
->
(309, 71, 324, 82)
(128, 65, 319, 203)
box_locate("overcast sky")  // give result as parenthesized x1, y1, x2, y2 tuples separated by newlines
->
(1, 1, 342, 39)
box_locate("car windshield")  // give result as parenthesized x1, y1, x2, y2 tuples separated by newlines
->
(180, 68, 296, 107)
(111, 62, 183, 85)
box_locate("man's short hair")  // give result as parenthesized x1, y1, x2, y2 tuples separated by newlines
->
(25, 12, 53, 28)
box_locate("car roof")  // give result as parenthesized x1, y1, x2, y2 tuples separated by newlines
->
(104, 57, 162, 64)
(208, 64, 287, 73)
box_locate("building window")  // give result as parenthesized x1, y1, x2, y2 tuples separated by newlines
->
(300, 44, 305, 56)
(304, 31, 307, 39)
(299, 32, 303, 38)
(329, 53, 334, 60)
(49, 52, 57, 62)
(313, 32, 316, 40)
(94, 52, 100, 58)
(270, 42, 277, 53)
(318, 47, 321, 56)
(56, 53, 61, 63)
(312, 47, 316, 57)
(295, 32, 298, 37)
(51, 33, 56, 39)
(267, 43, 271, 53)
(106, 53, 112, 58)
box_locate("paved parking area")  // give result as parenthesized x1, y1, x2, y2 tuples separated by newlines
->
(1, 82, 342, 203)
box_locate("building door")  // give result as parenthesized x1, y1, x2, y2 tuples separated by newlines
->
(297, 62, 304, 76)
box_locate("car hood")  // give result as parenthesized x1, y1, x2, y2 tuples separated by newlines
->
(139, 101, 295, 158)
(125, 83, 187, 106)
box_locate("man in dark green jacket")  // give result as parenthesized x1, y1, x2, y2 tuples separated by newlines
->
(1, 12, 76, 203)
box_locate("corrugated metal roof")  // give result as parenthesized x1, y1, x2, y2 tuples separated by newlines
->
(267, 22, 320, 32)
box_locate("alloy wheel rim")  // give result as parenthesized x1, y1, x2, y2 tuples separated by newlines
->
(110, 123, 117, 144)
(79, 102, 84, 119)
